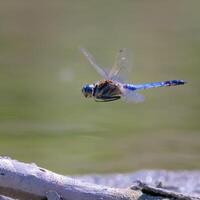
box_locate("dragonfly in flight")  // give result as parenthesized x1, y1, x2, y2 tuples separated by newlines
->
(80, 48, 186, 102)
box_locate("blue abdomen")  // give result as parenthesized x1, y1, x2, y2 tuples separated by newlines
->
(123, 80, 186, 91)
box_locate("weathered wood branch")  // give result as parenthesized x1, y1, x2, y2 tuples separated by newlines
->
(0, 157, 140, 200)
(0, 157, 199, 200)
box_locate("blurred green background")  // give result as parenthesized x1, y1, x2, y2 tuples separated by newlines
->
(0, 0, 199, 174)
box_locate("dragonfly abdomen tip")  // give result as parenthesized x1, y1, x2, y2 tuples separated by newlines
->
(164, 80, 187, 86)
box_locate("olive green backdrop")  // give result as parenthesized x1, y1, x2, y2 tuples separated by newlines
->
(0, 0, 199, 174)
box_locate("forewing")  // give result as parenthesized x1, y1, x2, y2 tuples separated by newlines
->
(122, 89, 145, 103)
(80, 48, 108, 79)
(109, 48, 132, 83)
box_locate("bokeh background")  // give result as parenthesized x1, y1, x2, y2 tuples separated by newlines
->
(0, 0, 199, 174)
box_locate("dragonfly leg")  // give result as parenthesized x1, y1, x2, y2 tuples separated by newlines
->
(95, 96, 121, 102)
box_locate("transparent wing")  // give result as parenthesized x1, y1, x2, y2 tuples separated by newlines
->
(109, 48, 132, 83)
(122, 89, 145, 103)
(80, 47, 108, 79)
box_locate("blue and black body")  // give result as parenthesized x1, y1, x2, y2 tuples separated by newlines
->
(82, 79, 186, 102)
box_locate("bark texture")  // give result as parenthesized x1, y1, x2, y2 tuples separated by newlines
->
(0, 157, 199, 200)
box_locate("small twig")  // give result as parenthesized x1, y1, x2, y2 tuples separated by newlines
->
(131, 181, 200, 200)
(0, 195, 15, 200)
(46, 191, 63, 200)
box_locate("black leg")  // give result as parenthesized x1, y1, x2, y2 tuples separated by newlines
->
(95, 96, 121, 102)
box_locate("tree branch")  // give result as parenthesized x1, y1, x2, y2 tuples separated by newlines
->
(0, 157, 199, 200)
(0, 157, 140, 200)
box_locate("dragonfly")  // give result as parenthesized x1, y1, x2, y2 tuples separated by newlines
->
(80, 48, 186, 102)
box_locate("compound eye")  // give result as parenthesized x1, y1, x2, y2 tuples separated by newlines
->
(82, 87, 89, 98)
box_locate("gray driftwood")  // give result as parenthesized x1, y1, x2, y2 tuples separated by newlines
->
(0, 157, 140, 200)
(0, 157, 199, 200)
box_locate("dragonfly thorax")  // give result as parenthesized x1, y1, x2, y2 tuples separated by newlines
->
(82, 84, 94, 98)
(92, 80, 123, 102)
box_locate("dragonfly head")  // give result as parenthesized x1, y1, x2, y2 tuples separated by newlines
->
(82, 84, 94, 98)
